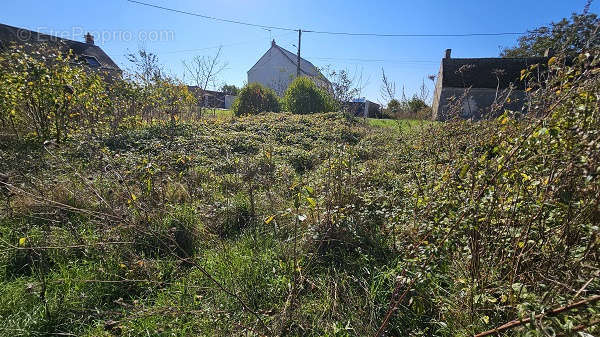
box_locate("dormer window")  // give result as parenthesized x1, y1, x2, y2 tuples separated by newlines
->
(84, 55, 101, 67)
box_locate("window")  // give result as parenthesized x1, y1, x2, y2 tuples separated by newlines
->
(84, 56, 101, 67)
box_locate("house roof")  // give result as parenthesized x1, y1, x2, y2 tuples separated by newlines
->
(0, 23, 121, 72)
(187, 86, 225, 97)
(249, 40, 328, 82)
(440, 57, 549, 90)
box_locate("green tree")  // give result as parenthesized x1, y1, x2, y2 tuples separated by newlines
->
(406, 96, 427, 114)
(386, 99, 401, 117)
(501, 12, 599, 58)
(221, 84, 240, 96)
(283, 77, 336, 115)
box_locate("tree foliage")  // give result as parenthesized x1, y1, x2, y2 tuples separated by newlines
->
(221, 84, 240, 96)
(502, 12, 600, 57)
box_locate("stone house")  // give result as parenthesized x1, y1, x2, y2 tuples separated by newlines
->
(247, 40, 329, 95)
(431, 49, 550, 121)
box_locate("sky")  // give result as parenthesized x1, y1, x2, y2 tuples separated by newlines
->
(1, 0, 597, 103)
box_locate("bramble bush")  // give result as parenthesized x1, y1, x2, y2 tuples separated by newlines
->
(232, 82, 281, 116)
(0, 43, 197, 142)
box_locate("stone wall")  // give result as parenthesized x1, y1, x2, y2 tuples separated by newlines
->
(432, 87, 527, 121)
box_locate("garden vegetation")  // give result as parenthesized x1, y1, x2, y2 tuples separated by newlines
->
(0, 38, 599, 337)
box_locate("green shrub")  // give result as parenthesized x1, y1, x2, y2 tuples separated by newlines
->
(283, 76, 336, 114)
(232, 83, 280, 116)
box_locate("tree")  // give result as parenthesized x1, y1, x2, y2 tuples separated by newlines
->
(221, 84, 240, 96)
(386, 99, 401, 116)
(126, 47, 163, 84)
(183, 46, 228, 110)
(319, 66, 365, 109)
(501, 11, 599, 58)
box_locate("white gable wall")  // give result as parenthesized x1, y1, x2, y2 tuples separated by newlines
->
(248, 46, 297, 95)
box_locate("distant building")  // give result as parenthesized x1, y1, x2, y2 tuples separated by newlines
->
(431, 49, 550, 121)
(187, 87, 236, 109)
(248, 40, 329, 95)
(0, 23, 121, 78)
(345, 98, 381, 118)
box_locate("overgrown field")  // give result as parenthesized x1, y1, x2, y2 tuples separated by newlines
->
(1, 55, 600, 336)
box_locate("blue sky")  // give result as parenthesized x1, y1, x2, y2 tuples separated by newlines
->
(1, 0, 597, 102)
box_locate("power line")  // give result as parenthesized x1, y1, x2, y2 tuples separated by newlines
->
(126, 0, 528, 38)
(126, 0, 298, 32)
(309, 56, 438, 63)
(163, 31, 297, 55)
(303, 30, 526, 37)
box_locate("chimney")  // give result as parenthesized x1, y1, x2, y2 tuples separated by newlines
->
(445, 49, 452, 59)
(544, 48, 555, 57)
(85, 32, 94, 45)
(271, 39, 276, 47)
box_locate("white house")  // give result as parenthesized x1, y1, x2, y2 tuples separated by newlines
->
(248, 40, 329, 95)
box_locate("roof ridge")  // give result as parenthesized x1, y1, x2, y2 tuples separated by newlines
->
(0, 23, 91, 48)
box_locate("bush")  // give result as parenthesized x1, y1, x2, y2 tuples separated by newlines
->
(384, 96, 430, 120)
(0, 44, 108, 141)
(283, 77, 336, 114)
(232, 83, 280, 116)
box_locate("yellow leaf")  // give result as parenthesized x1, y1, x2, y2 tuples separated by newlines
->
(482, 315, 490, 324)
(548, 56, 557, 66)
(19, 237, 26, 246)
(131, 193, 137, 201)
(264, 215, 275, 224)
(518, 241, 525, 248)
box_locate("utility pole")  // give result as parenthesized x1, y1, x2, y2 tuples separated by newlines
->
(296, 29, 301, 78)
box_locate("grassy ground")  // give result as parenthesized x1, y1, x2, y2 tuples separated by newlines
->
(0, 113, 408, 336)
(366, 118, 434, 129)
(0, 111, 598, 336)
(199, 108, 234, 119)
